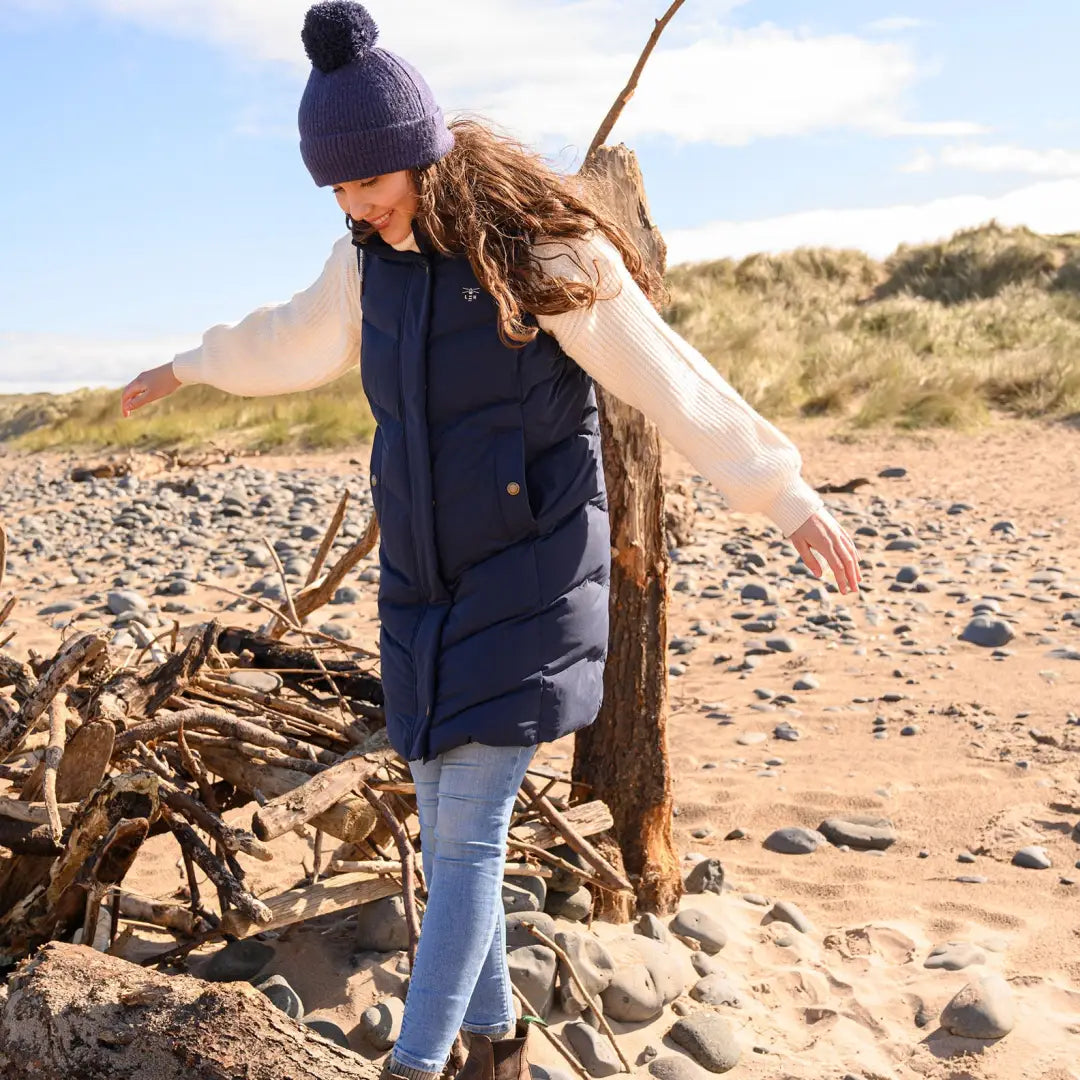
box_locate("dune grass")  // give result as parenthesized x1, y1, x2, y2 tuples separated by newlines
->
(5, 221, 1080, 453)
(3, 371, 376, 453)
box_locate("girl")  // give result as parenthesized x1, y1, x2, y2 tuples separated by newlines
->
(122, 4, 862, 1079)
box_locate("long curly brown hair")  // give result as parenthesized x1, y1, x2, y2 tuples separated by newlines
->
(351, 118, 666, 347)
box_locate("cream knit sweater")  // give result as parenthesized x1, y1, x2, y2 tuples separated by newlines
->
(171, 230, 826, 538)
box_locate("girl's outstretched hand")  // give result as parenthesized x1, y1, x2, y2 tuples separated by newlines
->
(788, 508, 863, 595)
(121, 362, 182, 417)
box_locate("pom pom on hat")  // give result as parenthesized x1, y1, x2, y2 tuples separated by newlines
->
(302, 1, 379, 74)
(298, 0, 454, 186)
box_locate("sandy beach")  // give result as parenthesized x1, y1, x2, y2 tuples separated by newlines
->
(1, 413, 1078, 1080)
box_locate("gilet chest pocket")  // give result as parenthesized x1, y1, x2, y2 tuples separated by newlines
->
(494, 429, 535, 537)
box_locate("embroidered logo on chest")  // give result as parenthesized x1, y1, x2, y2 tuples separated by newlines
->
(462, 287, 481, 302)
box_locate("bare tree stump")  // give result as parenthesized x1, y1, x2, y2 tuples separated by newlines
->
(571, 144, 683, 917)
(0, 942, 379, 1080)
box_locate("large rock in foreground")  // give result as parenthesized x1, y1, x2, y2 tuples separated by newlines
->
(0, 942, 378, 1080)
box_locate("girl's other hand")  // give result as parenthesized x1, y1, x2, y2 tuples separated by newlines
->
(121, 362, 182, 417)
(788, 508, 863, 596)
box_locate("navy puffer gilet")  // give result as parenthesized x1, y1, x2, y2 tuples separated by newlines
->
(356, 224, 610, 764)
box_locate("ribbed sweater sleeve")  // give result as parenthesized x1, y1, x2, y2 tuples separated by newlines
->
(171, 234, 362, 397)
(531, 232, 826, 539)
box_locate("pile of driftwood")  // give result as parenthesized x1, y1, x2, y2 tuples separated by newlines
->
(0, 498, 635, 1079)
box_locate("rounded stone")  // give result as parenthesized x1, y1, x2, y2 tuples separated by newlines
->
(940, 973, 1016, 1039)
(669, 908, 727, 954)
(765, 900, 812, 934)
(689, 973, 745, 1008)
(555, 930, 616, 1016)
(959, 617, 1014, 648)
(600, 962, 663, 1022)
(106, 588, 149, 615)
(354, 894, 410, 952)
(359, 996, 404, 1050)
(204, 937, 275, 983)
(649, 1057, 711, 1080)
(669, 1012, 742, 1073)
(544, 884, 592, 921)
(1012, 846, 1052, 870)
(304, 1017, 351, 1048)
(818, 816, 897, 851)
(508, 944, 557, 1020)
(684, 858, 725, 896)
(629, 936, 696, 1004)
(253, 973, 304, 1019)
(924, 943, 986, 971)
(763, 826, 827, 855)
(505, 911, 557, 950)
(564, 1021, 621, 1078)
(228, 669, 283, 695)
(503, 879, 544, 914)
(636, 912, 674, 944)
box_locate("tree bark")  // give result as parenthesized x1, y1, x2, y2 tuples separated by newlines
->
(571, 145, 683, 917)
(0, 942, 379, 1080)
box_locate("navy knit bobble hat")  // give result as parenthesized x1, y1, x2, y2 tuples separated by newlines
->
(298, 1, 454, 187)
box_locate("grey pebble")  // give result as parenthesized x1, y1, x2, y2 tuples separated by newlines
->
(669, 1012, 742, 1073)
(253, 973, 303, 1019)
(544, 885, 592, 922)
(648, 1055, 711, 1080)
(924, 942, 986, 971)
(766, 900, 812, 934)
(601, 962, 663, 1022)
(508, 944, 557, 1019)
(204, 937, 275, 983)
(554, 930, 615, 1016)
(359, 996, 404, 1050)
(818, 815, 897, 851)
(684, 858, 725, 896)
(564, 1021, 622, 1078)
(1012, 845, 1052, 870)
(689, 973, 745, 1008)
(669, 908, 727, 954)
(763, 826, 827, 855)
(354, 894, 410, 952)
(959, 616, 1015, 648)
(228, 669, 283, 695)
(303, 1018, 350, 1049)
(940, 973, 1016, 1039)
(636, 912, 674, 944)
(505, 911, 557, 949)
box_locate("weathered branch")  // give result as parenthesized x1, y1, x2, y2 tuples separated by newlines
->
(252, 749, 395, 842)
(585, 0, 688, 161)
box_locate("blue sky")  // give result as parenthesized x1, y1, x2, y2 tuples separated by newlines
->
(3, 0, 1080, 393)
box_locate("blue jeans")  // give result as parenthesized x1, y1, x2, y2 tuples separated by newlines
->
(389, 741, 539, 1075)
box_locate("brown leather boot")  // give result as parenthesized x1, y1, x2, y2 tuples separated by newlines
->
(457, 1021, 533, 1080)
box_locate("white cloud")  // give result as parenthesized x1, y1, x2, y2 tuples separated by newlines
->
(904, 143, 1080, 177)
(10, 0, 978, 152)
(865, 16, 927, 33)
(900, 148, 936, 173)
(0, 333, 196, 394)
(664, 178, 1080, 262)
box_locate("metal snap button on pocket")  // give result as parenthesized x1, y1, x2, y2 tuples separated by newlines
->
(371, 474, 378, 486)
(505, 481, 521, 496)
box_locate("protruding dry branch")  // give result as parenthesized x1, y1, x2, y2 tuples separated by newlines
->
(585, 0, 687, 162)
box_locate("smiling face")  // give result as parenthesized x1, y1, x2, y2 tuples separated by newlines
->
(332, 171, 418, 245)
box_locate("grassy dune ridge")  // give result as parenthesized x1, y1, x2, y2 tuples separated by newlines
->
(6, 222, 1080, 453)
